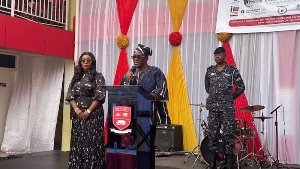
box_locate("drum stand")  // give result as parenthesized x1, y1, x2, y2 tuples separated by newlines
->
(183, 107, 206, 167)
(256, 112, 275, 168)
(238, 112, 260, 167)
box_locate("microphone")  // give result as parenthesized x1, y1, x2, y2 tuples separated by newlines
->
(130, 66, 136, 74)
(270, 104, 282, 114)
(126, 66, 136, 85)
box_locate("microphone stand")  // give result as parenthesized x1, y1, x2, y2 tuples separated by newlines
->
(270, 105, 287, 169)
(275, 108, 279, 166)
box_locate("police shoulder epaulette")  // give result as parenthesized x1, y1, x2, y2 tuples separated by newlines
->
(228, 65, 237, 72)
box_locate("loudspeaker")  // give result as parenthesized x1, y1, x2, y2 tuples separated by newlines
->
(155, 124, 183, 152)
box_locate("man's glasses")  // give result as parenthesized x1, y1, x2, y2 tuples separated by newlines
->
(81, 59, 92, 63)
(131, 55, 145, 59)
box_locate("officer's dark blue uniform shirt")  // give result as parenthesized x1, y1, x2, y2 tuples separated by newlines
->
(205, 63, 245, 111)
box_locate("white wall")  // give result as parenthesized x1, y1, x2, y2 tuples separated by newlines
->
(0, 68, 16, 145)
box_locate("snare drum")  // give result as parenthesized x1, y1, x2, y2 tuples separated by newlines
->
(240, 127, 254, 137)
(235, 127, 254, 138)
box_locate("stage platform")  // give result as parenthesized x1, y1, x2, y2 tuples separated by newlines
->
(0, 151, 68, 169)
(0, 151, 299, 169)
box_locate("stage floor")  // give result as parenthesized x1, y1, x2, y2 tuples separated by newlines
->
(0, 151, 299, 169)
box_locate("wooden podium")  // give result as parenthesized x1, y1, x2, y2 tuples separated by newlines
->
(105, 85, 156, 169)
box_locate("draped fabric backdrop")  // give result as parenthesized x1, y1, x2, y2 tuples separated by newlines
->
(78, 0, 300, 164)
(113, 0, 138, 85)
(78, 0, 219, 151)
(1, 56, 64, 153)
(166, 0, 198, 151)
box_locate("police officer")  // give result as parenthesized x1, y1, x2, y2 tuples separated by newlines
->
(205, 47, 245, 169)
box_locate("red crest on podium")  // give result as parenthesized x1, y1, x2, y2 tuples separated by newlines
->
(112, 106, 131, 131)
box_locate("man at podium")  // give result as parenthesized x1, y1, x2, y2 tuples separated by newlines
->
(121, 44, 171, 125)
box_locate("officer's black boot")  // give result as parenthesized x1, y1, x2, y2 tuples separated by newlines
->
(208, 153, 217, 169)
(225, 154, 234, 169)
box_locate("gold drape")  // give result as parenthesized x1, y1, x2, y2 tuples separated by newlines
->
(166, 0, 197, 151)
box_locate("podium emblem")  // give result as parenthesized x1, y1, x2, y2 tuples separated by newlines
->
(113, 106, 131, 131)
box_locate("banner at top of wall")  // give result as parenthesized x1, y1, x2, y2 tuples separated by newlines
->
(216, 0, 300, 33)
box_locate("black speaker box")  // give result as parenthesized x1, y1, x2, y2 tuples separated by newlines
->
(155, 124, 183, 152)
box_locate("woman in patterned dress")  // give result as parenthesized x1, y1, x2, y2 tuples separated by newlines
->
(66, 52, 106, 169)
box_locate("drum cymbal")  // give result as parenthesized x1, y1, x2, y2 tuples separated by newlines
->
(254, 116, 273, 120)
(241, 105, 265, 112)
(190, 103, 205, 107)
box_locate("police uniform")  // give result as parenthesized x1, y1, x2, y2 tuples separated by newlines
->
(205, 63, 245, 169)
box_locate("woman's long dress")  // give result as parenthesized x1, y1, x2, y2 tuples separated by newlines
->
(66, 72, 106, 169)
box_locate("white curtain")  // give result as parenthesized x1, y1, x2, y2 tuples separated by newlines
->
(1, 56, 64, 153)
(231, 31, 300, 164)
(78, 0, 300, 164)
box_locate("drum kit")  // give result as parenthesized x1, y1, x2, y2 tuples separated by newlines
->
(184, 103, 278, 168)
